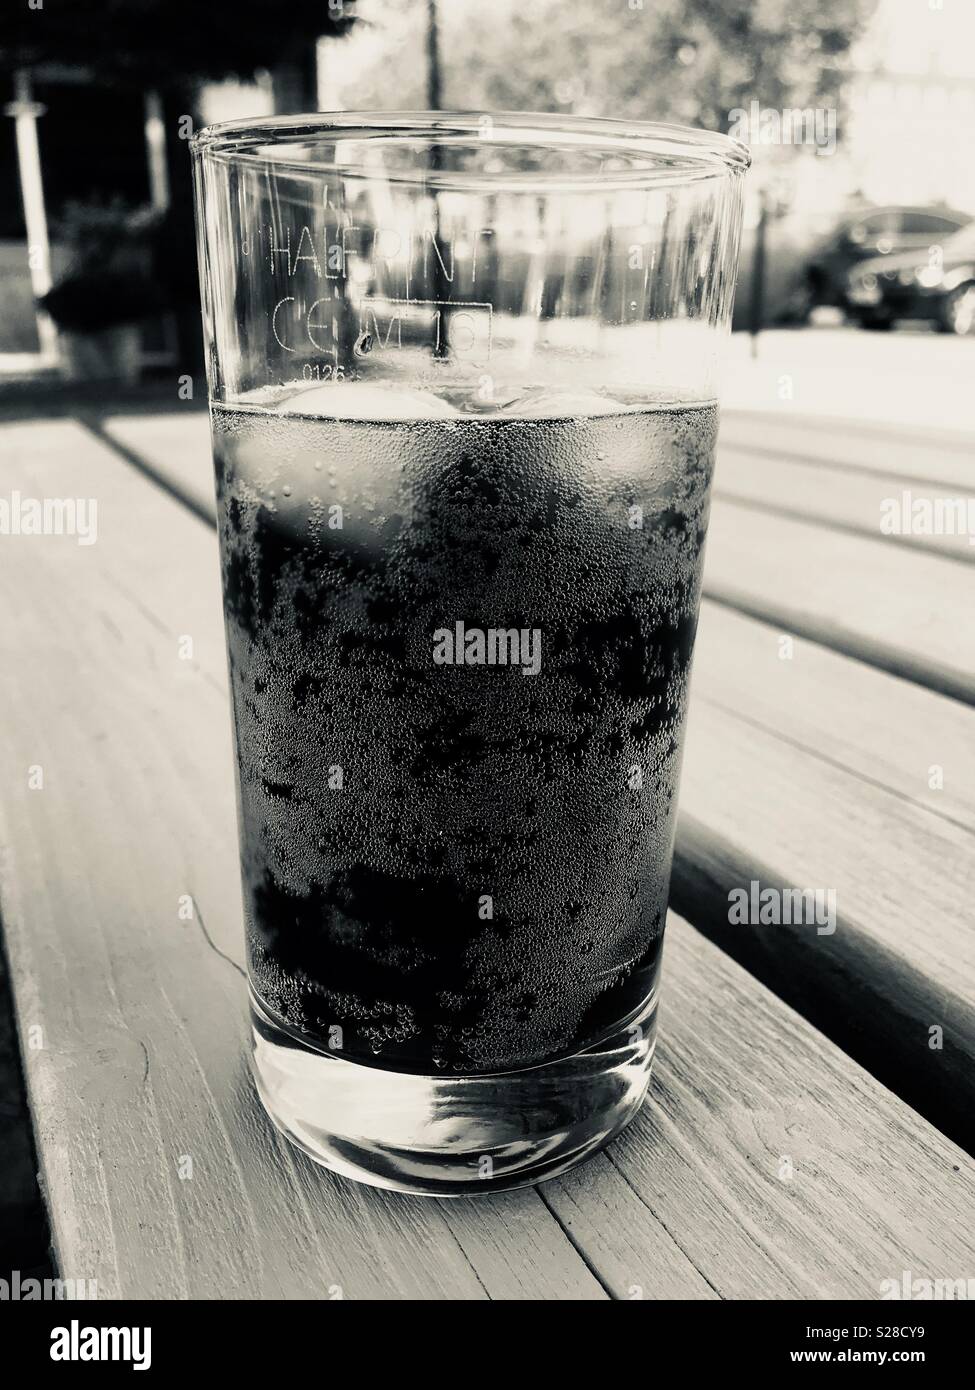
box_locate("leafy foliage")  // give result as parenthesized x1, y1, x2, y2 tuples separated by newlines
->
(341, 0, 877, 134)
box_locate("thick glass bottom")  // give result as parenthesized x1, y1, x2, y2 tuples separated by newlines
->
(250, 988, 656, 1195)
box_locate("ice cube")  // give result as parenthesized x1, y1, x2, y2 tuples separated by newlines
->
(498, 386, 628, 420)
(276, 382, 462, 421)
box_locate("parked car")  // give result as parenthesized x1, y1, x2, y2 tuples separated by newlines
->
(845, 221, 975, 334)
(803, 204, 971, 315)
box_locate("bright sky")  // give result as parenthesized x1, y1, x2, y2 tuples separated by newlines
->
(854, 0, 975, 78)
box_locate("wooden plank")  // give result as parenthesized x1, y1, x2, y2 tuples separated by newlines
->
(692, 601, 975, 834)
(587, 915, 975, 1301)
(721, 410, 975, 491)
(2, 416, 974, 1299)
(715, 447, 975, 565)
(672, 601, 975, 1151)
(704, 497, 975, 705)
(95, 412, 214, 522)
(0, 930, 52, 1283)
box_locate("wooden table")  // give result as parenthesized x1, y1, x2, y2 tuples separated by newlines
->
(1, 404, 973, 1299)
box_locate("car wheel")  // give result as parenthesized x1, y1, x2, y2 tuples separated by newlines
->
(787, 270, 821, 325)
(940, 283, 975, 336)
(782, 287, 813, 325)
(856, 313, 893, 331)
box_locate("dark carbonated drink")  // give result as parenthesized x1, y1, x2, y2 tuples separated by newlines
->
(212, 386, 716, 1077)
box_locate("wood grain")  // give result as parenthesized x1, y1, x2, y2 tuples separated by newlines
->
(672, 602, 975, 1151)
(97, 412, 215, 522)
(720, 410, 975, 490)
(2, 415, 973, 1299)
(704, 498, 975, 704)
(692, 601, 975, 834)
(715, 446, 975, 564)
(607, 917, 975, 1301)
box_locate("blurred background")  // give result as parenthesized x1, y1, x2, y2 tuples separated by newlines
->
(0, 0, 973, 428)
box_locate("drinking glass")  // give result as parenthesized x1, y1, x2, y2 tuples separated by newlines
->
(192, 112, 748, 1193)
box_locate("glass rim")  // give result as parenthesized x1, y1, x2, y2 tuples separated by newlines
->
(191, 110, 751, 189)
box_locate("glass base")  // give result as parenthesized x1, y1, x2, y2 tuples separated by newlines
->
(250, 989, 656, 1195)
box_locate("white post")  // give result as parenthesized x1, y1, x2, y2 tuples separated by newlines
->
(144, 90, 170, 212)
(5, 69, 58, 360)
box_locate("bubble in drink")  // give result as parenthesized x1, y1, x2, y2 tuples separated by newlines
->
(212, 386, 716, 1075)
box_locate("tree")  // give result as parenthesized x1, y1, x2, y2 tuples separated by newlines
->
(336, 0, 877, 135)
